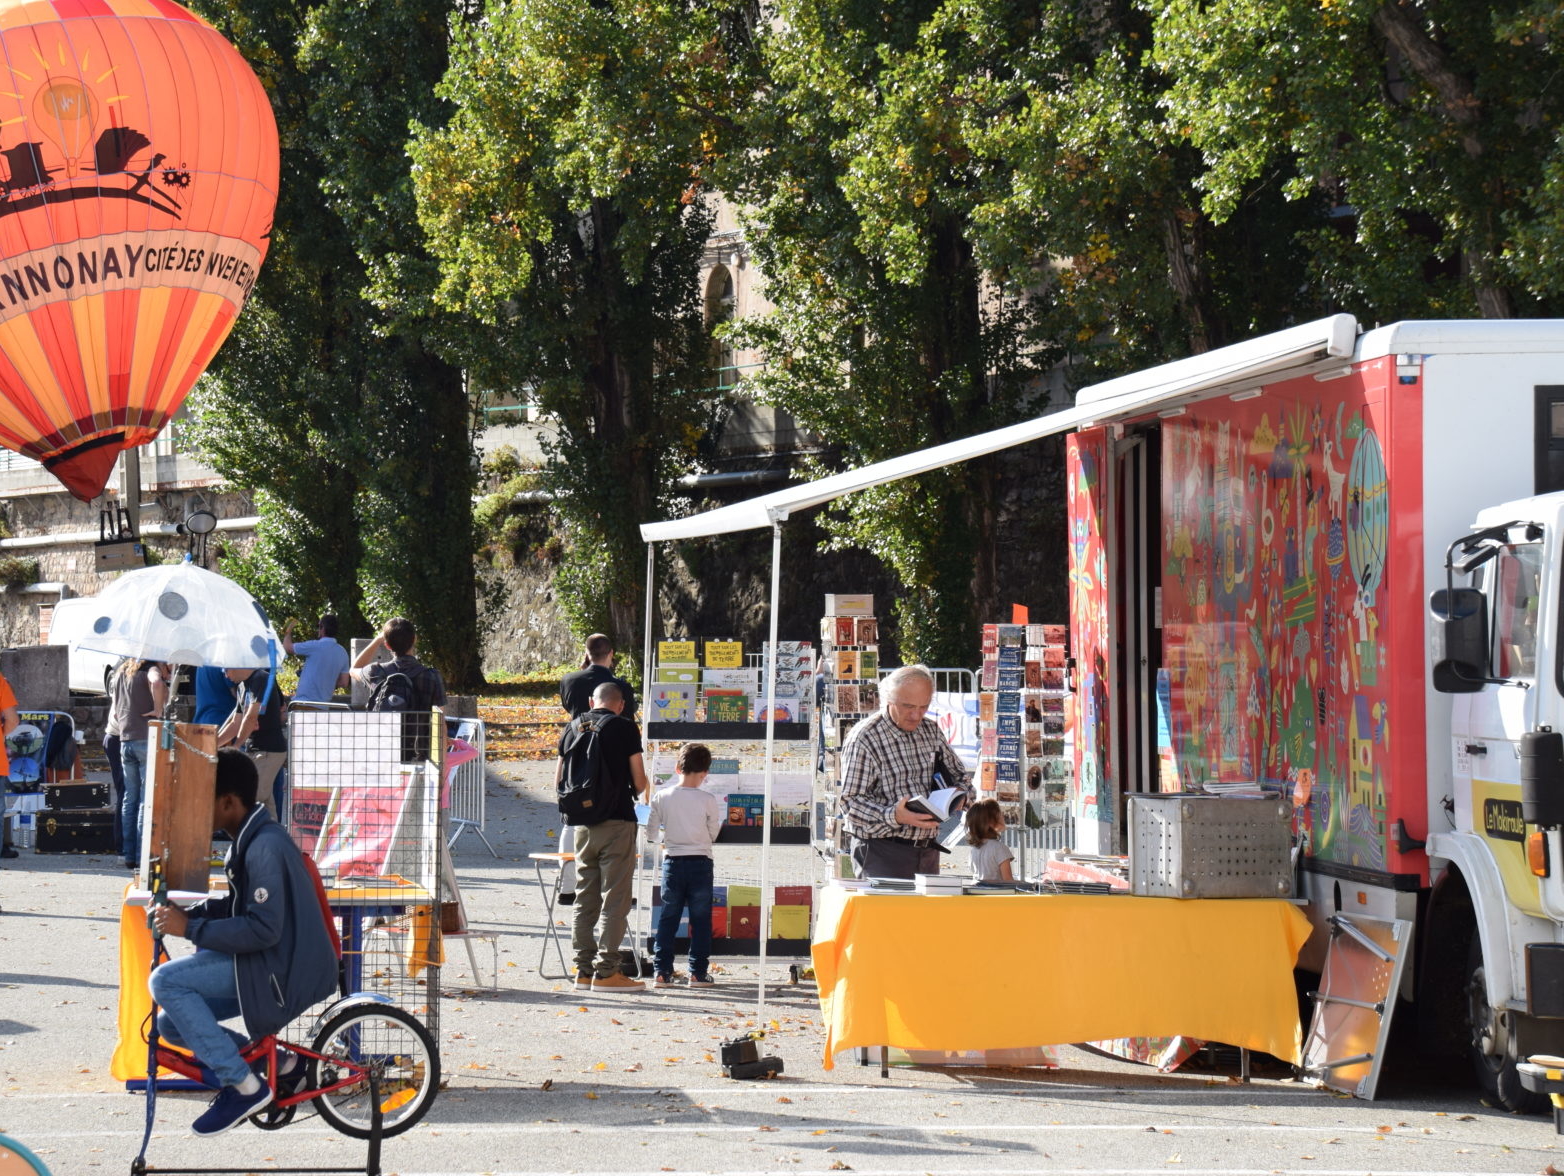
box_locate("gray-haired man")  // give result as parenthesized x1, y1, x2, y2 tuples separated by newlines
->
(838, 664, 973, 879)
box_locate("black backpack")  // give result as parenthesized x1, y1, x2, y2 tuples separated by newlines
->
(557, 711, 622, 825)
(368, 670, 416, 713)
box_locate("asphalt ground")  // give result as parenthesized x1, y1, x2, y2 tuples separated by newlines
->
(1, 760, 1561, 1176)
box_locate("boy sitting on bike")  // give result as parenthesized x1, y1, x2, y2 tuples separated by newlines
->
(150, 748, 338, 1136)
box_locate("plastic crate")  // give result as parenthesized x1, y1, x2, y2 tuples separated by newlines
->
(1129, 794, 1293, 899)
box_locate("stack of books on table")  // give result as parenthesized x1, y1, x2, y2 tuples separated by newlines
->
(914, 872, 967, 895)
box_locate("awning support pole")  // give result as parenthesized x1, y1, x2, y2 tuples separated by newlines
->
(757, 518, 782, 1022)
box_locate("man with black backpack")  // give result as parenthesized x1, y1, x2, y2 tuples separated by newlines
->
(557, 680, 648, 992)
(350, 618, 447, 760)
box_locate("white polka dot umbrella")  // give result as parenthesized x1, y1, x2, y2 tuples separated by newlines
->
(70, 556, 279, 669)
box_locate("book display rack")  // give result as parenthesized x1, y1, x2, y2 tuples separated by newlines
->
(640, 635, 821, 958)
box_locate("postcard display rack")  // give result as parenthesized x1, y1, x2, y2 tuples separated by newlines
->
(643, 639, 819, 956)
(816, 594, 882, 866)
(977, 622, 1071, 877)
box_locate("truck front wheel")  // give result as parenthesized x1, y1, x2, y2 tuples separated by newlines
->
(1467, 938, 1547, 1113)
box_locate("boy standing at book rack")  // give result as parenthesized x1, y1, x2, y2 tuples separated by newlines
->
(646, 743, 723, 987)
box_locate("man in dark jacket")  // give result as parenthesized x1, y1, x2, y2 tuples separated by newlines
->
(559, 633, 637, 721)
(149, 749, 337, 1136)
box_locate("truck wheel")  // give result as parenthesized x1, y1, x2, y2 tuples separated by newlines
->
(1467, 938, 1547, 1113)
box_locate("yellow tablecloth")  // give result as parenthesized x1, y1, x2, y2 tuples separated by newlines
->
(810, 888, 1311, 1069)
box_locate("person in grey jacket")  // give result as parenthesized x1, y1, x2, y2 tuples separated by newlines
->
(149, 749, 338, 1136)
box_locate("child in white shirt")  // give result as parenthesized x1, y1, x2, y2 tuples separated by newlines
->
(966, 799, 1014, 882)
(647, 743, 725, 987)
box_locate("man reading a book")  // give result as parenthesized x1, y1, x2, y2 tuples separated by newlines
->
(839, 664, 973, 879)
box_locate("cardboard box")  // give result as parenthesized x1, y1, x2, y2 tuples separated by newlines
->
(771, 904, 810, 939)
(824, 594, 874, 617)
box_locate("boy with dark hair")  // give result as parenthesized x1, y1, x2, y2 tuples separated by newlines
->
(149, 748, 338, 1136)
(350, 617, 447, 712)
(646, 742, 723, 988)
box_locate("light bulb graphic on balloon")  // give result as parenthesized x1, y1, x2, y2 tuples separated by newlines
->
(33, 77, 100, 178)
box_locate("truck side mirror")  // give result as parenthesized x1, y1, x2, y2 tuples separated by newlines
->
(1431, 587, 1489, 693)
(1522, 731, 1564, 827)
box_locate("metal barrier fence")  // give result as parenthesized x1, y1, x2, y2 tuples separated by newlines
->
(447, 717, 494, 856)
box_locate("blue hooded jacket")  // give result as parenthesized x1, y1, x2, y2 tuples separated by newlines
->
(183, 804, 338, 1040)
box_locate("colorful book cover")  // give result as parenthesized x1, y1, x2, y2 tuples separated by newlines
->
(834, 683, 860, 714)
(997, 645, 1025, 666)
(835, 650, 859, 679)
(1025, 730, 1044, 757)
(979, 659, 998, 689)
(655, 665, 699, 683)
(1042, 624, 1067, 644)
(997, 624, 1025, 646)
(978, 692, 996, 723)
(705, 640, 743, 668)
(997, 691, 1021, 714)
(859, 648, 879, 677)
(1024, 661, 1043, 689)
(649, 684, 694, 721)
(996, 713, 1021, 736)
(1041, 669, 1066, 691)
(754, 697, 800, 722)
(1043, 645, 1067, 667)
(979, 761, 997, 791)
(704, 690, 749, 722)
(859, 683, 879, 710)
(998, 667, 1024, 691)
(834, 616, 857, 647)
(1024, 693, 1045, 723)
(980, 730, 998, 757)
(855, 616, 878, 645)
(995, 758, 1022, 782)
(658, 640, 697, 666)
(997, 736, 1021, 761)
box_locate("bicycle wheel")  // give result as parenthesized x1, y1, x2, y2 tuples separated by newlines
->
(309, 1003, 440, 1138)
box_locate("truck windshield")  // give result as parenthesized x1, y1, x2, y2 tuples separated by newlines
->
(1492, 543, 1542, 679)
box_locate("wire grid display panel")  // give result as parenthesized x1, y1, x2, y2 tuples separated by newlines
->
(287, 709, 443, 1034)
(643, 736, 819, 956)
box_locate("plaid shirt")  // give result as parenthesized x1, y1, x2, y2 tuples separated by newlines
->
(838, 711, 972, 842)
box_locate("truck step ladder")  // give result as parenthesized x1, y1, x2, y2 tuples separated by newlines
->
(1301, 913, 1414, 1099)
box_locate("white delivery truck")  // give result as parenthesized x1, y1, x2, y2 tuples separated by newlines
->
(1062, 315, 1564, 1109)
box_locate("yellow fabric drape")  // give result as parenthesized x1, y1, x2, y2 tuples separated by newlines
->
(810, 888, 1311, 1070)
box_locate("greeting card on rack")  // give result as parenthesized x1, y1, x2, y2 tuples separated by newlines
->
(649, 684, 695, 721)
(855, 617, 878, 644)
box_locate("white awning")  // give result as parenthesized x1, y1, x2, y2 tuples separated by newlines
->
(640, 313, 1358, 542)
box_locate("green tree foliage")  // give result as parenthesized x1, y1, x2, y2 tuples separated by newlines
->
(1154, 0, 1564, 318)
(183, 0, 486, 687)
(412, 0, 754, 665)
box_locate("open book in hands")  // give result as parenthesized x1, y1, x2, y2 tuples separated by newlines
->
(905, 787, 969, 822)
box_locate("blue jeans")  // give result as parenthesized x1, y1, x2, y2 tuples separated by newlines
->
(654, 855, 714, 976)
(149, 948, 251, 1088)
(120, 739, 147, 864)
(104, 733, 124, 852)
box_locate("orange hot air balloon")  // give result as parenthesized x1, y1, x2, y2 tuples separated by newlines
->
(0, 0, 277, 501)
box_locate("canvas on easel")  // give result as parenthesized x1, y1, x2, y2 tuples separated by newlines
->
(141, 722, 218, 894)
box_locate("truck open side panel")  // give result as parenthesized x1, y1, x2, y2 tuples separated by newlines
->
(1148, 358, 1427, 883)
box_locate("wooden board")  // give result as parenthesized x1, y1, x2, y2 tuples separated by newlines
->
(142, 722, 218, 894)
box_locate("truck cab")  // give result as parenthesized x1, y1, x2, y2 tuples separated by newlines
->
(1432, 496, 1564, 1110)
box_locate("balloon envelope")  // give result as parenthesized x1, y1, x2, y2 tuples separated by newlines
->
(0, 0, 277, 500)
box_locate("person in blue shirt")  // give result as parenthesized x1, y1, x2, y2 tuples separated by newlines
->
(283, 614, 350, 705)
(193, 665, 237, 727)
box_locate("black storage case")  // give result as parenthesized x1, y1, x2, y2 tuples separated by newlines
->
(35, 809, 116, 854)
